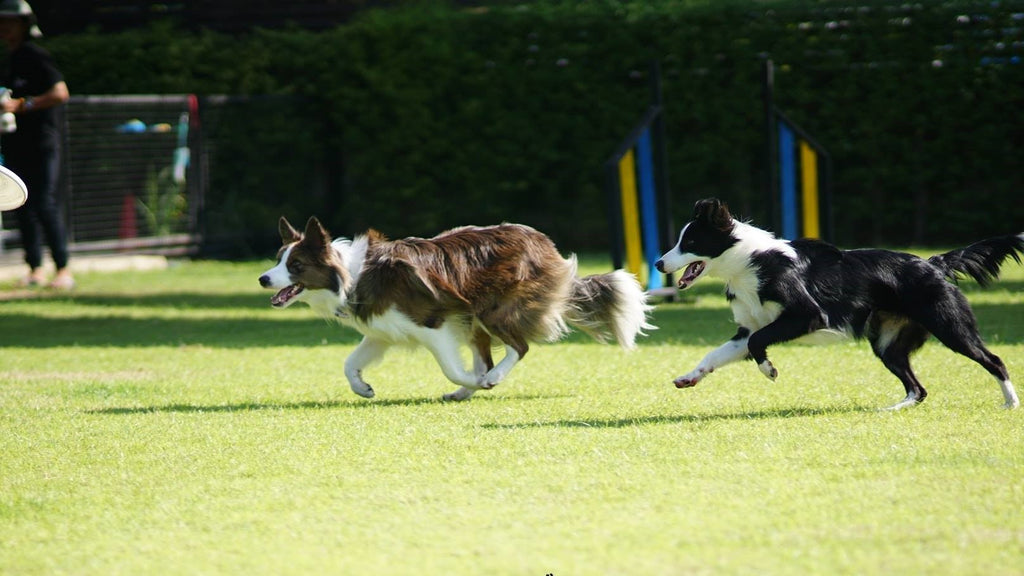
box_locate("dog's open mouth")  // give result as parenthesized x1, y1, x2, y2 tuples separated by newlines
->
(271, 283, 304, 307)
(677, 261, 706, 289)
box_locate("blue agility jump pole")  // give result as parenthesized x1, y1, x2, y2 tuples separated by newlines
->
(778, 122, 798, 240)
(762, 58, 833, 242)
(636, 128, 663, 290)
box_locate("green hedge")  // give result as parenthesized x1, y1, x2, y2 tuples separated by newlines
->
(45, 0, 1024, 253)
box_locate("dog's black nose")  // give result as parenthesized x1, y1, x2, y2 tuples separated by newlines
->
(259, 275, 271, 287)
(655, 260, 665, 273)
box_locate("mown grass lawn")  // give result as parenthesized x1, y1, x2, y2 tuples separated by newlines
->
(1, 255, 1022, 575)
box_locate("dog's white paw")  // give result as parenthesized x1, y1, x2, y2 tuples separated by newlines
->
(477, 369, 507, 390)
(443, 387, 476, 402)
(350, 381, 375, 398)
(674, 368, 708, 388)
(758, 360, 778, 381)
(999, 381, 1019, 409)
(881, 393, 922, 411)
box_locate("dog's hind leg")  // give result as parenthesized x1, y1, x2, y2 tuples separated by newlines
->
(344, 337, 391, 398)
(445, 327, 495, 402)
(910, 289, 1019, 408)
(867, 314, 930, 410)
(421, 323, 485, 399)
(475, 319, 530, 390)
(478, 344, 525, 389)
(471, 326, 495, 376)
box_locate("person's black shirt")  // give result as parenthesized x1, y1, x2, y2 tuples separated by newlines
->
(3, 41, 64, 153)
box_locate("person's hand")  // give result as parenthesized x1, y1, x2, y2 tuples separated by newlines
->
(1, 97, 22, 114)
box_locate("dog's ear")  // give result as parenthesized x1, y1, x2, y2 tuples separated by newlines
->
(279, 217, 301, 244)
(693, 198, 733, 231)
(303, 216, 332, 252)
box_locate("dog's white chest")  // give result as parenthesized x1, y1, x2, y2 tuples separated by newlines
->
(727, 275, 782, 330)
(730, 298, 783, 331)
(345, 308, 422, 344)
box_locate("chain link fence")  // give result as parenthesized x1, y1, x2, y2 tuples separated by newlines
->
(1, 93, 328, 259)
(1, 94, 203, 257)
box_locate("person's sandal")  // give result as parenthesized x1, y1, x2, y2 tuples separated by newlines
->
(48, 274, 75, 291)
(17, 271, 47, 287)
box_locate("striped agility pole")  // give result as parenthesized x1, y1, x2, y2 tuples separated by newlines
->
(605, 62, 672, 293)
(611, 129, 663, 289)
(606, 118, 670, 291)
(617, 147, 645, 284)
(776, 113, 830, 241)
(764, 59, 832, 242)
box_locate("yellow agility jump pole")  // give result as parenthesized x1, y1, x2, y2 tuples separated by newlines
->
(799, 140, 820, 239)
(617, 149, 646, 285)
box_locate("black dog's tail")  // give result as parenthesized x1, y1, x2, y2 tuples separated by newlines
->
(928, 234, 1024, 287)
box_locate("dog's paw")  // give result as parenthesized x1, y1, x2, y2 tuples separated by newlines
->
(477, 369, 506, 390)
(443, 387, 476, 402)
(350, 382, 375, 399)
(758, 360, 778, 381)
(674, 368, 707, 388)
(673, 377, 698, 388)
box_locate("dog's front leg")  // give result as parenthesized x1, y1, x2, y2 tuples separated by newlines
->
(344, 337, 390, 398)
(675, 328, 751, 388)
(746, 313, 818, 381)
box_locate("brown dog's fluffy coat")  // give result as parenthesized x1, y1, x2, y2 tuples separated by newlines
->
(260, 217, 654, 400)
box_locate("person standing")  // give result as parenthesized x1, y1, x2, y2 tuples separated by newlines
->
(0, 0, 72, 289)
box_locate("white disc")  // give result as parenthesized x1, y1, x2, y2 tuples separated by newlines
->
(0, 165, 27, 211)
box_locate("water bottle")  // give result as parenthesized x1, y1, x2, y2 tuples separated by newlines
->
(0, 88, 16, 134)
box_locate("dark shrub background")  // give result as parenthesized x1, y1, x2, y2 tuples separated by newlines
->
(45, 1, 1024, 253)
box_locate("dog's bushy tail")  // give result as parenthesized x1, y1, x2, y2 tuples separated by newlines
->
(928, 234, 1024, 287)
(565, 270, 656, 349)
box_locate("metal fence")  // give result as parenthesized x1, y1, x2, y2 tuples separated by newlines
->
(1, 94, 205, 256)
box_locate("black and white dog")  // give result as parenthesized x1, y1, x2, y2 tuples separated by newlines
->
(656, 198, 1023, 409)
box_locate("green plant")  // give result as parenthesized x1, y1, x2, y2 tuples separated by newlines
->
(137, 164, 187, 236)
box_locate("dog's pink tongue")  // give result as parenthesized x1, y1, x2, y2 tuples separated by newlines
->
(271, 284, 302, 307)
(677, 261, 705, 289)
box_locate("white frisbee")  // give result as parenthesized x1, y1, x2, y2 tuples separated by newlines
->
(0, 164, 28, 211)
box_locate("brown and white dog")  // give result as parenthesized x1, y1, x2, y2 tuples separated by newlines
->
(259, 217, 655, 401)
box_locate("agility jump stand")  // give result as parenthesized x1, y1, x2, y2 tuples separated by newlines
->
(604, 62, 674, 294)
(763, 59, 833, 242)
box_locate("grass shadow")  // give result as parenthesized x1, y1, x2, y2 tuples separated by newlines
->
(87, 397, 441, 415)
(0, 291, 272, 309)
(0, 312, 366, 348)
(3, 281, 1023, 348)
(87, 392, 562, 415)
(481, 404, 877, 430)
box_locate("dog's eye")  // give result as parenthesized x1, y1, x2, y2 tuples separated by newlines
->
(289, 261, 304, 274)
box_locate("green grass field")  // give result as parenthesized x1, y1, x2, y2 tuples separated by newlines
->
(1, 255, 1022, 575)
